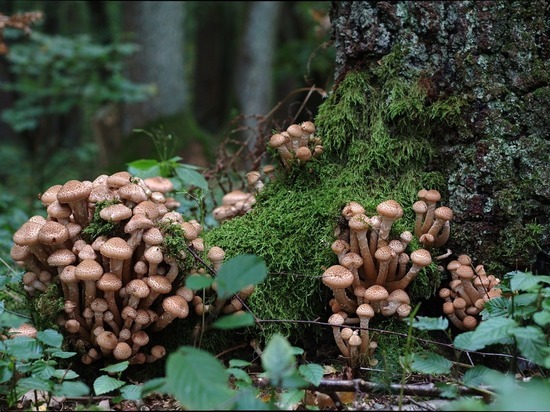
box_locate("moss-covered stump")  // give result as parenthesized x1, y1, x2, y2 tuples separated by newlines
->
(204, 52, 462, 352)
(330, 1, 550, 274)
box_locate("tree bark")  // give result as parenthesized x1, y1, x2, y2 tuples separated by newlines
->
(329, 1, 550, 272)
(234, 1, 282, 155)
(121, 1, 188, 135)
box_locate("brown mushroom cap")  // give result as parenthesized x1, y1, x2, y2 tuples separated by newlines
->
(356, 303, 375, 319)
(100, 203, 133, 222)
(106, 171, 132, 190)
(376, 200, 404, 221)
(38, 220, 70, 246)
(268, 133, 287, 149)
(364, 285, 389, 303)
(410, 249, 432, 267)
(75, 259, 104, 282)
(322, 265, 355, 290)
(57, 179, 93, 204)
(100, 237, 133, 261)
(162, 295, 189, 318)
(112, 341, 132, 360)
(144, 176, 174, 193)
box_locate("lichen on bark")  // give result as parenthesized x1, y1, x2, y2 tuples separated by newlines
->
(330, 0, 550, 274)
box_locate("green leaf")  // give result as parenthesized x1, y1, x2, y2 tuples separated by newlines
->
(233, 387, 272, 410)
(4, 337, 43, 360)
(175, 165, 209, 190)
(53, 380, 90, 397)
(510, 326, 550, 368)
(127, 158, 160, 172)
(53, 369, 79, 380)
(185, 274, 214, 291)
(453, 317, 517, 351)
(462, 365, 495, 387)
(215, 254, 267, 300)
(141, 377, 167, 396)
(0, 362, 14, 383)
(31, 361, 55, 379)
(213, 312, 255, 329)
(229, 359, 251, 368)
(480, 297, 510, 320)
(101, 361, 129, 373)
(533, 310, 550, 327)
(434, 381, 459, 399)
(261, 334, 296, 386)
(298, 363, 324, 386)
(412, 316, 449, 331)
(17, 376, 52, 392)
(120, 384, 142, 401)
(277, 388, 305, 409)
(37, 329, 63, 348)
(509, 271, 550, 291)
(50, 350, 78, 359)
(410, 352, 452, 375)
(164, 346, 235, 410)
(93, 375, 126, 395)
(290, 346, 304, 356)
(227, 367, 253, 384)
(491, 377, 550, 411)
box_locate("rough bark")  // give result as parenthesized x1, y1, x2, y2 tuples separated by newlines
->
(329, 1, 550, 272)
(121, 1, 187, 135)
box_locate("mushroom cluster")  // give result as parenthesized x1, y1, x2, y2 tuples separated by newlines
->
(439, 254, 502, 331)
(9, 171, 247, 365)
(411, 189, 453, 250)
(323, 197, 441, 367)
(268, 121, 324, 169)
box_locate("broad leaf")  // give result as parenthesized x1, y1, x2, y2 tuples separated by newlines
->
(453, 317, 516, 351)
(141, 377, 167, 396)
(175, 165, 209, 190)
(215, 254, 267, 300)
(213, 312, 255, 329)
(510, 326, 550, 368)
(412, 316, 449, 331)
(462, 365, 495, 387)
(410, 352, 452, 375)
(262, 334, 296, 386)
(17, 376, 51, 392)
(533, 310, 550, 327)
(227, 367, 253, 385)
(509, 271, 550, 291)
(4, 337, 43, 360)
(233, 387, 272, 410)
(101, 361, 129, 373)
(37, 329, 63, 348)
(480, 297, 510, 320)
(93, 375, 126, 395)
(298, 363, 324, 386)
(53, 369, 79, 380)
(164, 346, 235, 410)
(229, 359, 251, 368)
(277, 388, 305, 409)
(120, 384, 142, 400)
(127, 159, 160, 174)
(185, 274, 214, 291)
(54, 381, 90, 397)
(49, 350, 78, 359)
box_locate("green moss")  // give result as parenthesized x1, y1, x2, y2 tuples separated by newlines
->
(204, 45, 462, 347)
(81, 200, 124, 243)
(31, 283, 64, 331)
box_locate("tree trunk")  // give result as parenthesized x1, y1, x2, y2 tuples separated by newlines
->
(234, 1, 282, 155)
(328, 1, 549, 273)
(121, 1, 187, 135)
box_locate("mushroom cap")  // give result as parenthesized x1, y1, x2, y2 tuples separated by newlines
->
(100, 237, 133, 260)
(180, 221, 198, 240)
(75, 259, 104, 281)
(143, 228, 164, 246)
(100, 203, 133, 222)
(88, 184, 115, 204)
(322, 265, 355, 290)
(376, 199, 404, 220)
(145, 275, 172, 295)
(38, 221, 70, 246)
(13, 221, 42, 246)
(91, 297, 109, 313)
(331, 239, 350, 256)
(124, 214, 155, 233)
(246, 171, 262, 186)
(387, 289, 410, 305)
(40, 184, 62, 206)
(113, 341, 132, 360)
(221, 190, 252, 206)
(348, 333, 362, 347)
(301, 121, 316, 135)
(162, 295, 189, 318)
(150, 345, 166, 360)
(424, 189, 441, 204)
(456, 265, 475, 280)
(342, 201, 365, 219)
(106, 171, 132, 189)
(341, 252, 363, 270)
(453, 297, 467, 310)
(442, 301, 456, 315)
(410, 249, 432, 267)
(47, 201, 72, 220)
(447, 260, 461, 272)
(96, 330, 118, 350)
(457, 254, 472, 266)
(134, 200, 161, 220)
(126, 279, 150, 299)
(388, 239, 405, 255)
(286, 124, 303, 139)
(118, 183, 148, 204)
(396, 303, 412, 317)
(375, 245, 395, 263)
(47, 248, 76, 267)
(59, 265, 77, 283)
(295, 147, 312, 162)
(340, 327, 353, 340)
(143, 176, 174, 194)
(400, 231, 413, 245)
(97, 272, 122, 292)
(364, 285, 389, 302)
(463, 315, 478, 330)
(328, 312, 345, 326)
(348, 214, 370, 232)
(356, 303, 375, 319)
(144, 246, 164, 265)
(207, 246, 225, 263)
(268, 133, 287, 149)
(9, 323, 38, 338)
(57, 179, 93, 203)
(434, 206, 453, 222)
(412, 200, 428, 214)
(131, 330, 150, 346)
